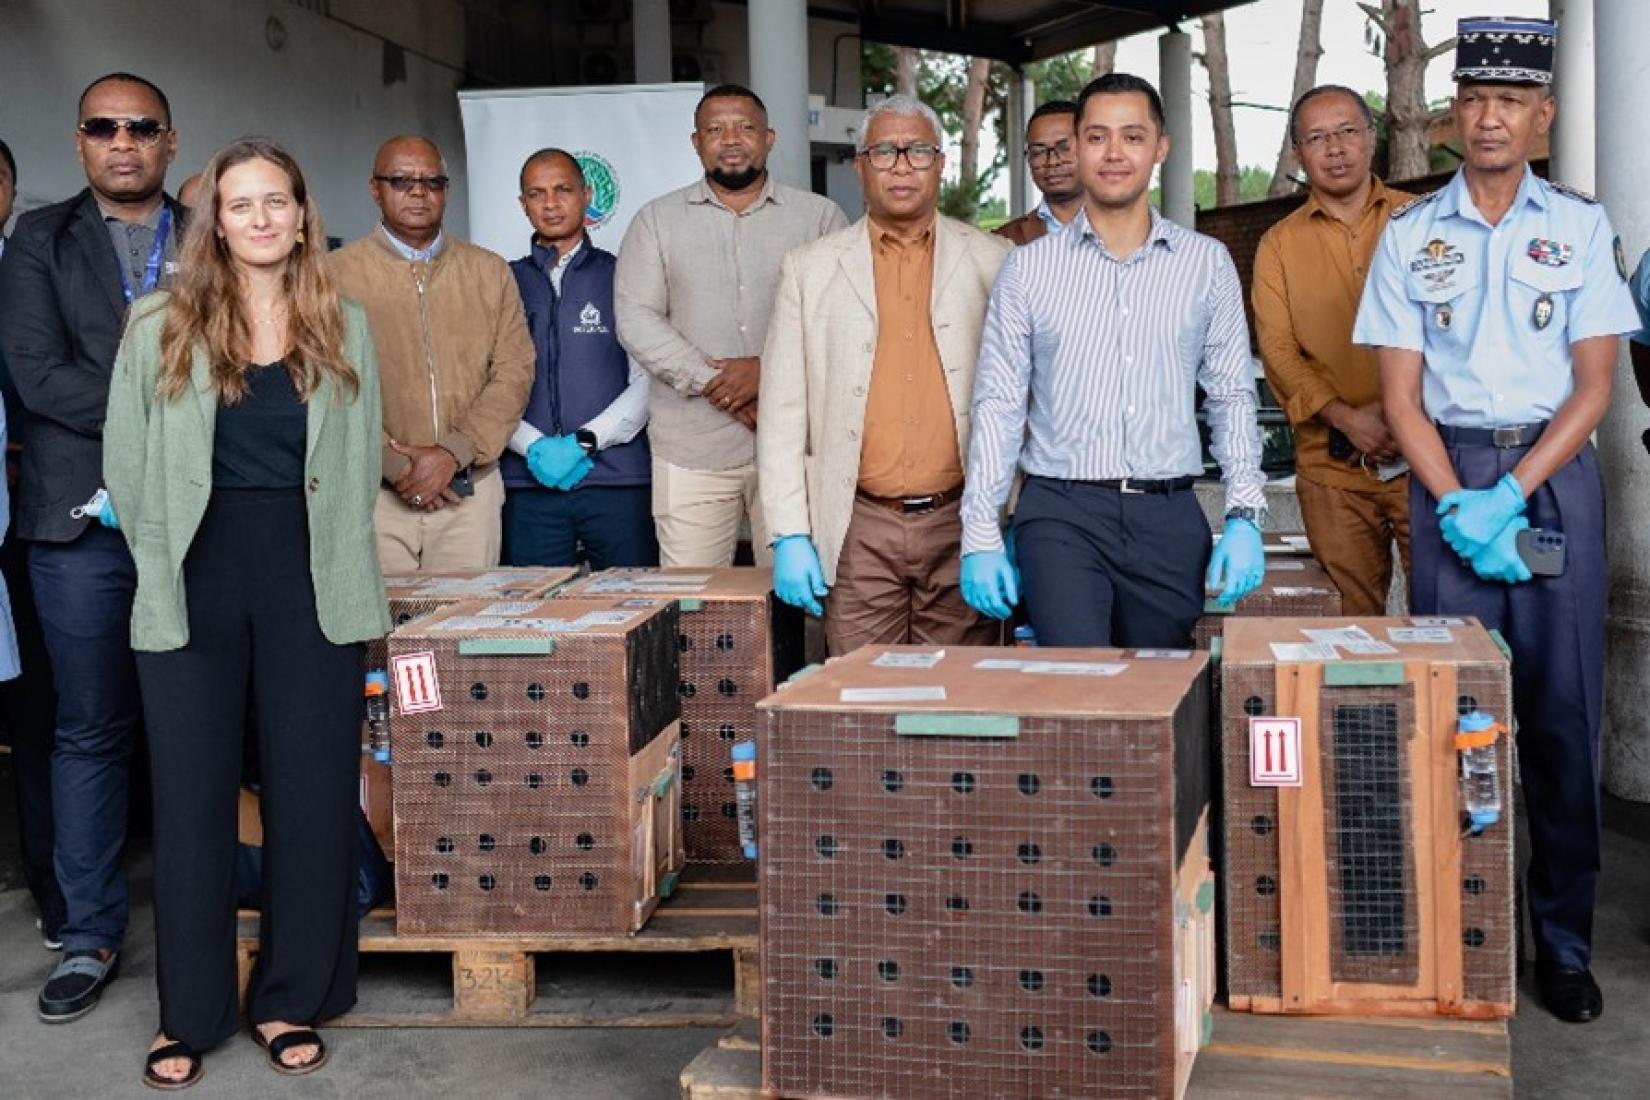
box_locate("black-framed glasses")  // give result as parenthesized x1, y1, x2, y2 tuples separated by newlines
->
(1027, 139, 1074, 166)
(373, 174, 451, 193)
(858, 142, 941, 171)
(79, 117, 169, 144)
(1297, 124, 1370, 151)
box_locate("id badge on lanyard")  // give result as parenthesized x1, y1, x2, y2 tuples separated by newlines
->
(118, 207, 172, 304)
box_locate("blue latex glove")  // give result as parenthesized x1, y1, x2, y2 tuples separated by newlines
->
(555, 456, 595, 491)
(526, 434, 588, 490)
(1467, 516, 1534, 584)
(1438, 473, 1525, 560)
(961, 550, 1019, 621)
(1206, 517, 1264, 609)
(773, 535, 828, 617)
(99, 501, 120, 530)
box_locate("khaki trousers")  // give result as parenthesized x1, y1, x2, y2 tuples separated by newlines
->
(824, 495, 1001, 657)
(1295, 474, 1411, 617)
(375, 465, 504, 573)
(651, 458, 770, 568)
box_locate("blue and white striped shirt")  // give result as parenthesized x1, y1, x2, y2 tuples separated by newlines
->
(961, 208, 1266, 555)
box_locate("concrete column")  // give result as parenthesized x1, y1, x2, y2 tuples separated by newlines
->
(1550, 0, 1596, 191)
(1159, 29, 1195, 226)
(748, 0, 811, 190)
(633, 0, 672, 84)
(1007, 72, 1031, 217)
(1596, 0, 1650, 799)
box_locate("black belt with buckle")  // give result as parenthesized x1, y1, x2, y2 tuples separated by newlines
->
(856, 485, 964, 514)
(1434, 421, 1548, 449)
(1086, 476, 1196, 495)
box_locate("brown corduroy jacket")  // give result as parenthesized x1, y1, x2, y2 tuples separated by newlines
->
(330, 229, 535, 484)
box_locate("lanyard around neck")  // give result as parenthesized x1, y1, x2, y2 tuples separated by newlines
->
(117, 207, 172, 304)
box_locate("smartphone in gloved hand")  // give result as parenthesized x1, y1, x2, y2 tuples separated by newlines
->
(1515, 527, 1566, 577)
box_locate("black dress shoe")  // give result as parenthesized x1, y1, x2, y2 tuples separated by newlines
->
(1536, 963, 1603, 1023)
(38, 949, 120, 1023)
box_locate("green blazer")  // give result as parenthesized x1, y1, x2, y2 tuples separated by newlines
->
(104, 293, 391, 652)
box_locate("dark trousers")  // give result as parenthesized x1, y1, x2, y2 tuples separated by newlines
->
(1014, 477, 1212, 648)
(136, 489, 362, 1049)
(1411, 441, 1605, 971)
(1, 531, 64, 933)
(503, 483, 657, 570)
(28, 523, 140, 952)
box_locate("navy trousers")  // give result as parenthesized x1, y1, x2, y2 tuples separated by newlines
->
(1411, 440, 1605, 970)
(503, 484, 658, 570)
(1014, 477, 1212, 648)
(28, 524, 141, 953)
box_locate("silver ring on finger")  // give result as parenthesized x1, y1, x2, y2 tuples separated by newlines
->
(412, 494, 423, 505)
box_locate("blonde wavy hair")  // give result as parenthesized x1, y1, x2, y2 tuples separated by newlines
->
(158, 137, 357, 403)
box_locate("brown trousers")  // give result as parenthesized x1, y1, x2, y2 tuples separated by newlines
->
(823, 495, 1000, 657)
(1295, 475, 1412, 616)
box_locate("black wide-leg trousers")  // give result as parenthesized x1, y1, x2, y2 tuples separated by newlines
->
(136, 488, 362, 1049)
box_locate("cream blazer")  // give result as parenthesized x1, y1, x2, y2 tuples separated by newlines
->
(758, 216, 1012, 584)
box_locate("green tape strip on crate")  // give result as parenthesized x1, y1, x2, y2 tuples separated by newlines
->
(1202, 598, 1232, 615)
(1323, 661, 1404, 687)
(1201, 1012, 1214, 1046)
(1196, 880, 1214, 914)
(677, 598, 703, 612)
(458, 637, 554, 656)
(1488, 628, 1512, 660)
(894, 713, 1019, 739)
(1209, 636, 1223, 666)
(786, 663, 821, 684)
(658, 871, 680, 899)
(654, 768, 676, 797)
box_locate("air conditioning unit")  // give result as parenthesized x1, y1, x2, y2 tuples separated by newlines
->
(577, 0, 631, 22)
(671, 49, 724, 85)
(579, 47, 635, 85)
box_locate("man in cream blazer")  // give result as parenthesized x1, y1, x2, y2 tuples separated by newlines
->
(759, 96, 1012, 656)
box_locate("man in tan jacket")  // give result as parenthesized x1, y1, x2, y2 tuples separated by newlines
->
(759, 96, 1011, 656)
(332, 136, 535, 572)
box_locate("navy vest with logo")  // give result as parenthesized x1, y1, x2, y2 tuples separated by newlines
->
(503, 238, 650, 489)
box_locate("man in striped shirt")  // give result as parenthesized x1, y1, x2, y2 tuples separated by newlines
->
(959, 73, 1268, 647)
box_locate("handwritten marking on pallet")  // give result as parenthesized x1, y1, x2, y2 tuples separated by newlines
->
(1250, 717, 1303, 786)
(392, 651, 443, 714)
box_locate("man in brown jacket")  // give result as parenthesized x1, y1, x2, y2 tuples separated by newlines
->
(995, 100, 1082, 246)
(332, 136, 535, 572)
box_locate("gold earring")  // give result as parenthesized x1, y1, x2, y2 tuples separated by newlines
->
(295, 229, 306, 245)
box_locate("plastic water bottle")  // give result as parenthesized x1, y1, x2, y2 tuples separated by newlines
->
(731, 741, 758, 860)
(364, 670, 392, 764)
(1013, 624, 1037, 647)
(1455, 711, 1502, 833)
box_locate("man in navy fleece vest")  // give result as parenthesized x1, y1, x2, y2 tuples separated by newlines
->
(503, 148, 655, 568)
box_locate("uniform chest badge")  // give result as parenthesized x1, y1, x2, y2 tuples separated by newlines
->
(1435, 304, 1453, 330)
(1409, 237, 1467, 291)
(1527, 238, 1573, 266)
(1533, 293, 1554, 330)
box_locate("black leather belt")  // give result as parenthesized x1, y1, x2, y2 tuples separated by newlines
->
(856, 485, 964, 514)
(1087, 476, 1196, 495)
(1434, 421, 1548, 449)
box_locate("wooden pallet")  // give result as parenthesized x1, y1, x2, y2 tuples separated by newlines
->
(680, 1008, 1512, 1099)
(236, 864, 757, 1028)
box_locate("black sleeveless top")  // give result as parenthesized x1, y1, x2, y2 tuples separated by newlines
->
(212, 362, 306, 489)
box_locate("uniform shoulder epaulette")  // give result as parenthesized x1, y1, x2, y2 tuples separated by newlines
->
(1389, 192, 1439, 220)
(1546, 179, 1598, 204)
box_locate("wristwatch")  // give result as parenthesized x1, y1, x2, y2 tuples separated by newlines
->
(1224, 506, 1262, 528)
(575, 428, 598, 454)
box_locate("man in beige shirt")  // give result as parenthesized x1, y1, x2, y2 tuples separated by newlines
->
(759, 96, 1011, 655)
(616, 84, 845, 567)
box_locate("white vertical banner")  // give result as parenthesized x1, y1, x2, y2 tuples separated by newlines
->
(457, 83, 705, 260)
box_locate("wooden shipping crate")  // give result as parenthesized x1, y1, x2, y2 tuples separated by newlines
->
(1219, 617, 1515, 1018)
(387, 598, 683, 936)
(368, 566, 581, 672)
(558, 568, 805, 862)
(757, 645, 1215, 1099)
(1194, 557, 1344, 653)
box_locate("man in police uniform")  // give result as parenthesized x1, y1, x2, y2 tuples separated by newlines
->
(1354, 17, 1639, 1024)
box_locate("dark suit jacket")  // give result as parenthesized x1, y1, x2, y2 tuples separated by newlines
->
(994, 209, 1048, 247)
(0, 189, 185, 542)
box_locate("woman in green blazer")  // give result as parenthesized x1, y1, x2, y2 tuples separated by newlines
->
(103, 138, 388, 1090)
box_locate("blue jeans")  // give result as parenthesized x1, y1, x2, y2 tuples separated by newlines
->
(503, 484, 657, 570)
(29, 525, 140, 953)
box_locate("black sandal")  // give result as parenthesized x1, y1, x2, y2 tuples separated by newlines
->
(143, 1038, 203, 1091)
(252, 1025, 328, 1077)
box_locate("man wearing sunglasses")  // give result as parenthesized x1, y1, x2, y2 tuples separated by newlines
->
(0, 71, 184, 1024)
(332, 136, 535, 573)
(759, 96, 1011, 653)
(997, 100, 1083, 246)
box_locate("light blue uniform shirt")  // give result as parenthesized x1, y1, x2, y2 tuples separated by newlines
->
(1352, 166, 1638, 427)
(1629, 249, 1650, 347)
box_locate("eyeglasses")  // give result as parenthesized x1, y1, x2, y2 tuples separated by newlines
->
(1026, 139, 1074, 166)
(1297, 124, 1370, 151)
(857, 142, 941, 171)
(79, 117, 169, 144)
(373, 175, 451, 193)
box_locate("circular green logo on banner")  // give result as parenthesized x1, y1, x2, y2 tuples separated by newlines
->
(576, 152, 620, 229)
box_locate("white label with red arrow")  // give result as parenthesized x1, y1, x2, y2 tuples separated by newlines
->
(392, 651, 444, 714)
(1249, 716, 1302, 786)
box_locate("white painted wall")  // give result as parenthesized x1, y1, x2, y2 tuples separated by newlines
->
(0, 0, 470, 241)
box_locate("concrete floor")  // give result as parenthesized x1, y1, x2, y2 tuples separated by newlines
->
(0, 765, 1645, 1098)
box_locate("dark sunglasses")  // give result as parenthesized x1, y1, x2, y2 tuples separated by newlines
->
(374, 174, 450, 194)
(79, 117, 169, 144)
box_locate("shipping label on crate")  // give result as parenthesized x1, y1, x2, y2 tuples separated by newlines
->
(1249, 717, 1303, 786)
(392, 651, 444, 714)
